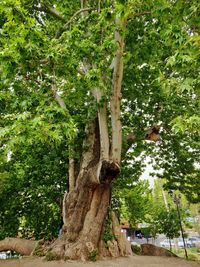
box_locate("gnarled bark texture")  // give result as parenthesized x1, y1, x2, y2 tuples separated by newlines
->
(49, 118, 131, 260)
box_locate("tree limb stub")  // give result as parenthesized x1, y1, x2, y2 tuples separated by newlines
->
(122, 125, 161, 159)
(145, 125, 161, 142)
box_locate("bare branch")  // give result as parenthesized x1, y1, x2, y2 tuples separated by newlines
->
(34, 5, 66, 22)
(92, 88, 110, 161)
(63, 8, 96, 29)
(122, 125, 161, 159)
(0, 238, 37, 256)
(69, 158, 75, 192)
(52, 84, 67, 110)
(121, 133, 136, 158)
(110, 19, 125, 164)
(127, 11, 151, 22)
(135, 11, 151, 17)
(145, 125, 161, 141)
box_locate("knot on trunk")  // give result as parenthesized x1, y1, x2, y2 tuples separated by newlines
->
(100, 160, 120, 183)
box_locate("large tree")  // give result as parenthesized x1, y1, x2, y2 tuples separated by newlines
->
(0, 0, 199, 261)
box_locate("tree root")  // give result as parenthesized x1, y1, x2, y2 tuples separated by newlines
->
(0, 237, 37, 256)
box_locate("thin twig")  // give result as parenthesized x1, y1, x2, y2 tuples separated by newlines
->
(63, 8, 96, 29)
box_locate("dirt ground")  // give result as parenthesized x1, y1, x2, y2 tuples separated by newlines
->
(0, 255, 199, 267)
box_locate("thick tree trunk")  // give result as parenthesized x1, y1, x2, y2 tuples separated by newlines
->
(49, 156, 131, 260)
(48, 117, 131, 260)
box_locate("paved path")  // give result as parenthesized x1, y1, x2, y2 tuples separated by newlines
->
(0, 255, 199, 267)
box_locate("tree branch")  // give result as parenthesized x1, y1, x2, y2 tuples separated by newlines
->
(121, 133, 136, 159)
(135, 11, 151, 17)
(122, 125, 161, 159)
(92, 88, 110, 161)
(34, 5, 66, 22)
(52, 84, 67, 110)
(63, 8, 96, 29)
(127, 11, 151, 22)
(69, 149, 75, 192)
(110, 19, 125, 164)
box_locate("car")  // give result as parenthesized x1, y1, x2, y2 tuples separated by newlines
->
(160, 239, 174, 248)
(188, 237, 200, 247)
(0, 252, 7, 259)
(177, 238, 192, 248)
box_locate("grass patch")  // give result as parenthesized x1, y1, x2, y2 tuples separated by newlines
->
(33, 242, 45, 257)
(172, 247, 200, 261)
(131, 244, 141, 255)
(45, 252, 60, 261)
(88, 250, 98, 261)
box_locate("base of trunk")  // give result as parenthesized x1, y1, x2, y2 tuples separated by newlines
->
(48, 211, 132, 261)
(0, 217, 132, 261)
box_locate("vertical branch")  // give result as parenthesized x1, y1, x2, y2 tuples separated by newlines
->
(69, 147, 75, 192)
(80, 0, 88, 17)
(51, 68, 67, 110)
(98, 0, 101, 12)
(80, 118, 100, 170)
(162, 188, 169, 211)
(81, 0, 84, 9)
(93, 89, 110, 161)
(110, 19, 125, 164)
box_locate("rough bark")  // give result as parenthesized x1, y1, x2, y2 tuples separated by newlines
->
(47, 114, 131, 260)
(0, 238, 37, 256)
(69, 144, 76, 192)
(92, 88, 110, 161)
(110, 20, 125, 164)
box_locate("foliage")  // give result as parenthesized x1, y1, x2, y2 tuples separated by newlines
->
(116, 180, 152, 227)
(0, 0, 199, 239)
(88, 250, 98, 262)
(0, 142, 67, 240)
(155, 208, 181, 240)
(172, 247, 200, 261)
(131, 244, 141, 255)
(102, 211, 115, 242)
(32, 241, 46, 257)
(45, 251, 61, 261)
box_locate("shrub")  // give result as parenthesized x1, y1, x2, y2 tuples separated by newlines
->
(88, 250, 98, 261)
(45, 252, 60, 261)
(131, 244, 141, 255)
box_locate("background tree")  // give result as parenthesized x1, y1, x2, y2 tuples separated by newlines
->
(116, 180, 152, 228)
(155, 208, 181, 250)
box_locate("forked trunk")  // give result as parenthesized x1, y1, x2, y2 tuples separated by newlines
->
(48, 15, 130, 261)
(48, 118, 131, 260)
